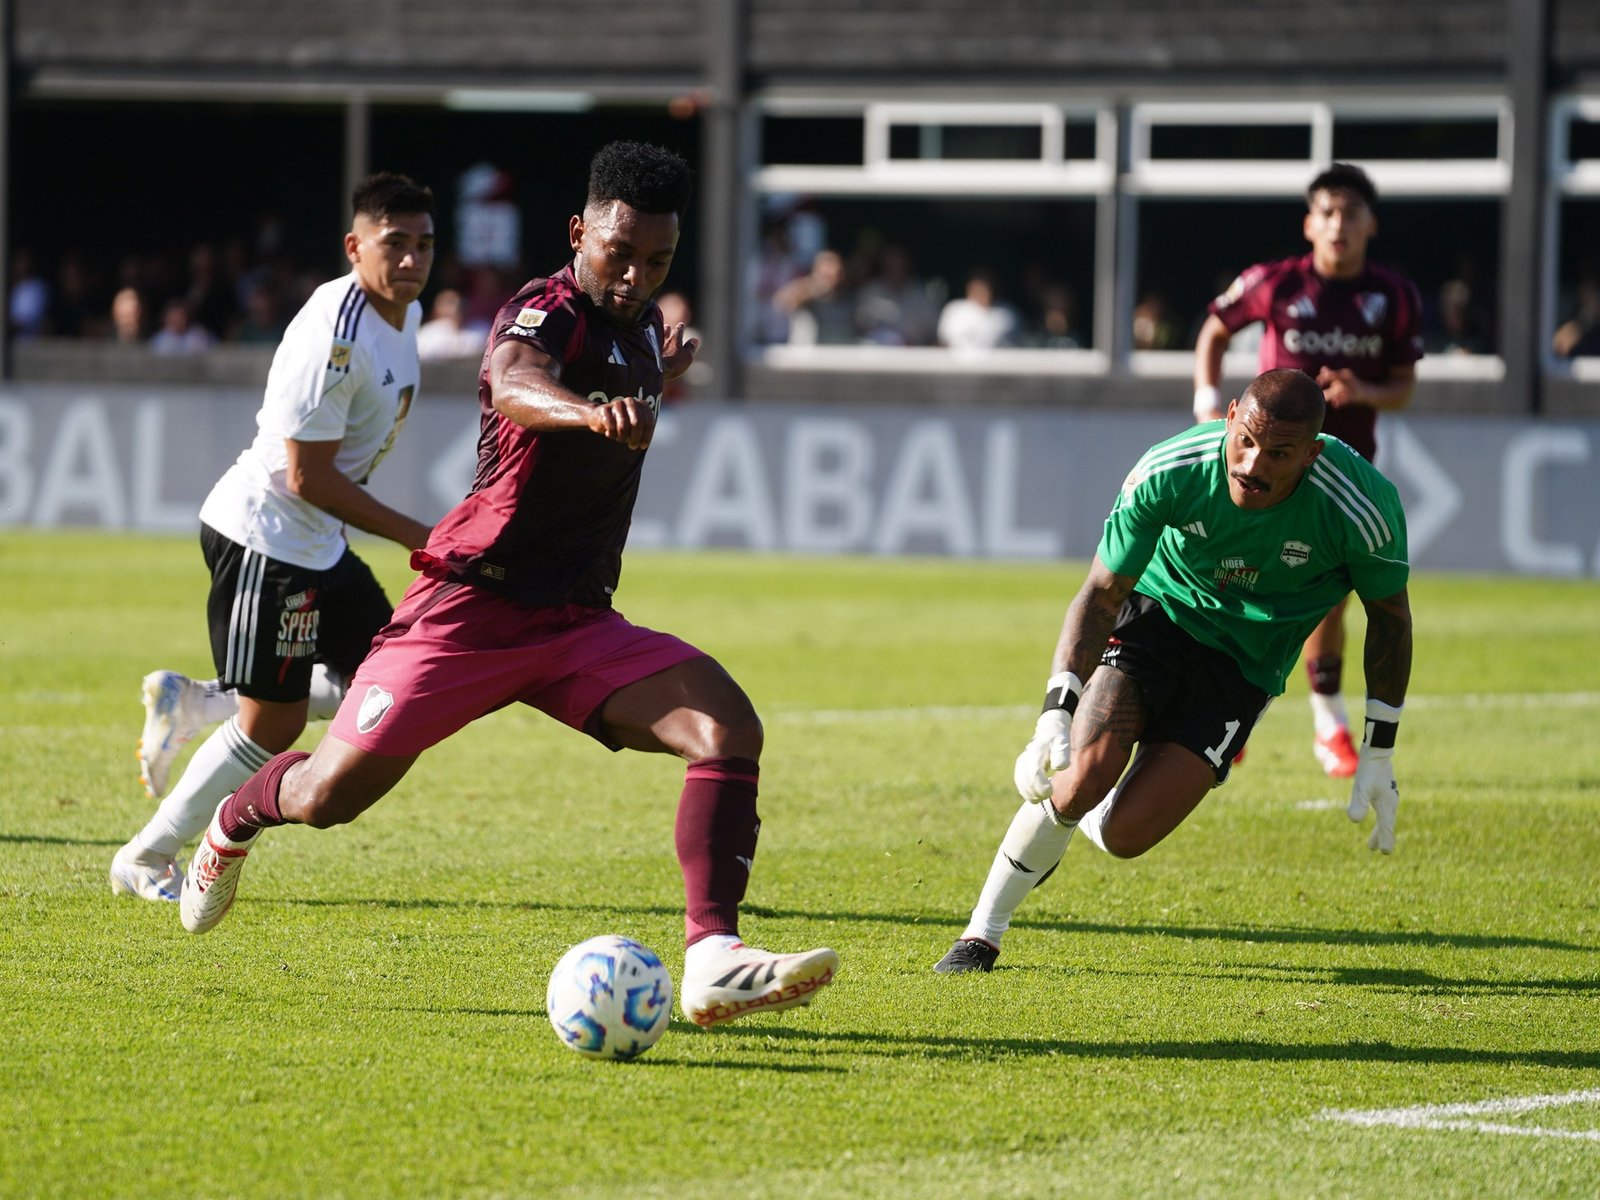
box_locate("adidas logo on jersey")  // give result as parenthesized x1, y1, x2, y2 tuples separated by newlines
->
(381, 369, 394, 386)
(1287, 295, 1318, 320)
(1183, 521, 1208, 538)
(607, 341, 627, 366)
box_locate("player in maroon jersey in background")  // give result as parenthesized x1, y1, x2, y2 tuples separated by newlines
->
(1192, 163, 1422, 779)
(176, 141, 839, 1028)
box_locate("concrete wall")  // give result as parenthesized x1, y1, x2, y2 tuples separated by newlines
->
(5, 384, 1598, 578)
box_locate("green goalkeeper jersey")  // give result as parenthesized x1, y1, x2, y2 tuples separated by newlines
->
(1097, 420, 1409, 696)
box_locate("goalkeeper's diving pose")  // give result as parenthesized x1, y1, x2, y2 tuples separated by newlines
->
(934, 367, 1412, 975)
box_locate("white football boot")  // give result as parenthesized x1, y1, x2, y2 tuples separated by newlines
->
(138, 670, 207, 799)
(109, 842, 185, 903)
(679, 940, 839, 1027)
(179, 810, 258, 934)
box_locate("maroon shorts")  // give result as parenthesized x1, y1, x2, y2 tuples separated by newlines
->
(329, 576, 706, 756)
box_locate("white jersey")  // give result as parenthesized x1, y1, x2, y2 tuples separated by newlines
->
(200, 273, 421, 570)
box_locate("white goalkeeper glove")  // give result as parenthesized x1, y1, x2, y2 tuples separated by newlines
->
(1346, 699, 1402, 854)
(1013, 671, 1082, 801)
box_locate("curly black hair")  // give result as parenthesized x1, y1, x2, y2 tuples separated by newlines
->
(586, 142, 693, 218)
(352, 172, 435, 221)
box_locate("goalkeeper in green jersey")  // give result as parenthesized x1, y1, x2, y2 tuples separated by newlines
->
(935, 368, 1412, 975)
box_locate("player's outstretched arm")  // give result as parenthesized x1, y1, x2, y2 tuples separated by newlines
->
(1347, 587, 1412, 853)
(488, 339, 655, 450)
(1015, 557, 1136, 801)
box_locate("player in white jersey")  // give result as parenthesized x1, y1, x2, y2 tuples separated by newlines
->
(112, 173, 438, 903)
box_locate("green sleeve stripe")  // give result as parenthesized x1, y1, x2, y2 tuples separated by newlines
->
(1310, 459, 1394, 550)
(1135, 428, 1224, 473)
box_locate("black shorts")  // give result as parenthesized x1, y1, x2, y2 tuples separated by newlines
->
(1100, 592, 1272, 785)
(200, 524, 393, 703)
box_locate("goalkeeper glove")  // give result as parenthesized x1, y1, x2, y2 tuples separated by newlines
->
(1346, 699, 1402, 854)
(1013, 671, 1082, 801)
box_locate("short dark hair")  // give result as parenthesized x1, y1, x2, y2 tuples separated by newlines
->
(352, 172, 435, 222)
(1307, 162, 1377, 210)
(1243, 368, 1326, 431)
(586, 142, 693, 218)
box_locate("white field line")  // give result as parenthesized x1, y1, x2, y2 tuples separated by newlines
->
(1318, 1088, 1600, 1142)
(770, 691, 1600, 727)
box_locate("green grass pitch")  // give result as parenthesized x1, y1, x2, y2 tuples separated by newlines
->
(2, 531, 1598, 1198)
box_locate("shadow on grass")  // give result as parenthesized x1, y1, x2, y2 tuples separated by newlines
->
(704, 1024, 1600, 1070)
(263, 896, 1597, 954)
(0, 832, 125, 847)
(392, 1005, 847, 1072)
(1083, 961, 1600, 998)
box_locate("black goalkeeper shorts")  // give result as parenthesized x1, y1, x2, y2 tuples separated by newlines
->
(1100, 592, 1272, 786)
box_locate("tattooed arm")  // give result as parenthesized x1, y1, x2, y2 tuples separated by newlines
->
(1012, 556, 1140, 803)
(1049, 556, 1139, 683)
(1360, 588, 1412, 707)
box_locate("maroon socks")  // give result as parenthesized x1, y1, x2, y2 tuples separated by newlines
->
(674, 756, 761, 946)
(1307, 654, 1343, 695)
(216, 751, 308, 840)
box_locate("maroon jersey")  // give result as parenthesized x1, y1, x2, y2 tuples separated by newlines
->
(416, 264, 666, 607)
(1209, 253, 1423, 458)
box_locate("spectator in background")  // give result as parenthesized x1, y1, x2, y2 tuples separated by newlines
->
(938, 267, 1019, 352)
(657, 291, 709, 402)
(235, 278, 288, 345)
(1553, 271, 1600, 358)
(1131, 289, 1181, 350)
(8, 250, 51, 339)
(1432, 278, 1488, 356)
(416, 288, 487, 361)
(748, 223, 811, 345)
(1023, 283, 1084, 350)
(110, 287, 149, 344)
(775, 248, 859, 345)
(185, 243, 238, 340)
(49, 252, 107, 338)
(149, 300, 216, 356)
(856, 243, 939, 346)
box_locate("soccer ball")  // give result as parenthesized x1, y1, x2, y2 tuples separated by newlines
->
(546, 935, 673, 1061)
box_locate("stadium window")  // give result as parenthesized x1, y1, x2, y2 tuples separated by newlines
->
(749, 99, 1113, 370)
(749, 195, 1097, 357)
(1550, 99, 1600, 366)
(1125, 98, 1508, 376)
(1332, 117, 1501, 161)
(888, 124, 1045, 162)
(761, 114, 867, 167)
(1147, 124, 1312, 161)
(368, 104, 703, 311)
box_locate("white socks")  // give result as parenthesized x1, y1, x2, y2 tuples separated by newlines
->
(1075, 789, 1117, 853)
(1309, 691, 1349, 736)
(131, 716, 272, 857)
(960, 800, 1076, 947)
(198, 679, 238, 725)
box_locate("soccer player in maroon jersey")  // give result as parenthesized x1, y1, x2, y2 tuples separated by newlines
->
(1192, 163, 1423, 779)
(177, 141, 839, 1028)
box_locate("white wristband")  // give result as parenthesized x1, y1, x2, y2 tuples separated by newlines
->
(1193, 385, 1222, 420)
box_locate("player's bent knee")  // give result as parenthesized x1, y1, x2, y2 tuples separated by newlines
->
(690, 710, 764, 761)
(1097, 825, 1153, 859)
